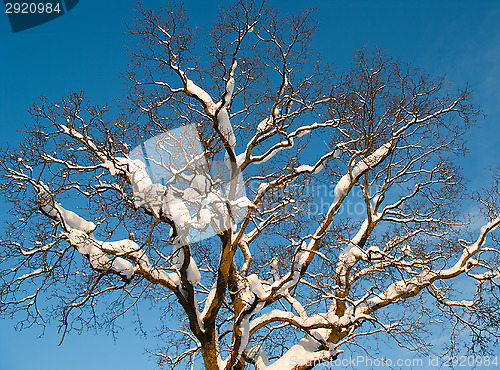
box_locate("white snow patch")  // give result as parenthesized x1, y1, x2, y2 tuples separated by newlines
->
(295, 165, 313, 172)
(247, 274, 267, 299)
(171, 237, 201, 285)
(111, 257, 135, 280)
(199, 208, 211, 226)
(217, 108, 236, 148)
(128, 159, 153, 193)
(201, 287, 217, 318)
(164, 189, 192, 228)
(230, 196, 254, 209)
(257, 117, 272, 132)
(37, 185, 96, 233)
(235, 152, 246, 167)
(333, 174, 351, 202)
(314, 164, 324, 174)
(187, 257, 201, 285)
(266, 336, 327, 370)
(186, 78, 214, 108)
(296, 128, 311, 138)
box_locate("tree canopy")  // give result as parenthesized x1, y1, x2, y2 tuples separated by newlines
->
(1, 1, 499, 369)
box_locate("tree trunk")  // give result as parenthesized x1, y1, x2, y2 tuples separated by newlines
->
(201, 337, 222, 370)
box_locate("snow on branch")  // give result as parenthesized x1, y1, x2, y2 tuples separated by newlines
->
(32, 179, 187, 288)
(265, 141, 394, 300)
(363, 216, 500, 313)
(427, 284, 475, 307)
(240, 120, 338, 168)
(37, 183, 96, 233)
(265, 336, 339, 370)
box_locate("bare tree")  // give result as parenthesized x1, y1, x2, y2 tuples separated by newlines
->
(1, 1, 499, 369)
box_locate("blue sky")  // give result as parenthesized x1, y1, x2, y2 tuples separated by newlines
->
(0, 1, 499, 369)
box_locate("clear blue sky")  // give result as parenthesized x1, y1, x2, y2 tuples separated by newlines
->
(1, 1, 499, 369)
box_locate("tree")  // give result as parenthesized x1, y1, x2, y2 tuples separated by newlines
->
(1, 1, 499, 369)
